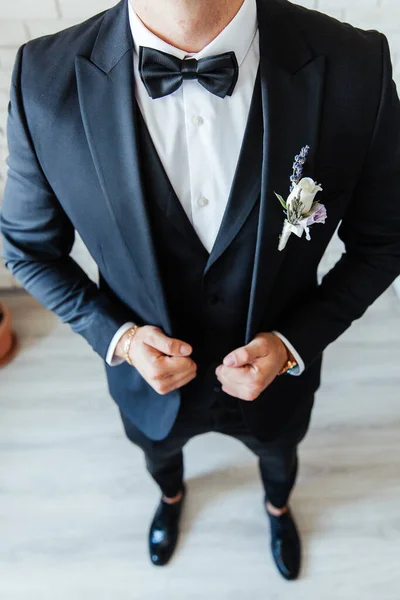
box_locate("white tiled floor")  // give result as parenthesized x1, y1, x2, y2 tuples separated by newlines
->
(0, 288, 399, 599)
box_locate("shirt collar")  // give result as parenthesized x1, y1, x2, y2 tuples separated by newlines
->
(128, 0, 257, 67)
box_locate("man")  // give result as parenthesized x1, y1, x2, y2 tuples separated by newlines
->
(1, 0, 400, 581)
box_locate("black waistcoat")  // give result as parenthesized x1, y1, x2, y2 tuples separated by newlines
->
(135, 71, 263, 404)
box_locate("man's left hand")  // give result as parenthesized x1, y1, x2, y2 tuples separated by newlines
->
(215, 333, 289, 401)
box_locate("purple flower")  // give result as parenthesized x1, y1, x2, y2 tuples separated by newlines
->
(306, 203, 327, 226)
(290, 145, 311, 192)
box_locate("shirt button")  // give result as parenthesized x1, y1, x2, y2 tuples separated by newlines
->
(192, 115, 204, 126)
(198, 196, 209, 207)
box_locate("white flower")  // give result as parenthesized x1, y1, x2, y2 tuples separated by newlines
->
(287, 177, 323, 214)
(275, 146, 327, 251)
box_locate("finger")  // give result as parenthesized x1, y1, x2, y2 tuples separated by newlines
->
(139, 336, 191, 368)
(153, 364, 198, 395)
(154, 356, 197, 381)
(167, 367, 198, 392)
(219, 369, 268, 401)
(221, 368, 277, 401)
(223, 338, 265, 368)
(216, 362, 261, 386)
(216, 358, 277, 401)
(143, 326, 192, 357)
(217, 374, 257, 400)
(220, 379, 256, 402)
(140, 344, 196, 379)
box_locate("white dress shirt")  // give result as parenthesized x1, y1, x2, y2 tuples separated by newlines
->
(106, 0, 304, 375)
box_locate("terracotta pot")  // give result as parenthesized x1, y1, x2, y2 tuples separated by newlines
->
(0, 302, 18, 367)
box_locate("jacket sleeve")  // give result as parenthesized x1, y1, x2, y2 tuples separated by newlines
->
(0, 44, 132, 360)
(275, 33, 400, 369)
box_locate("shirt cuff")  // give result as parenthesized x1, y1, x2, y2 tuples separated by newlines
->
(272, 330, 305, 376)
(105, 322, 136, 366)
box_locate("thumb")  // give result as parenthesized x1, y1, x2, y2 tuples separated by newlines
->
(223, 339, 261, 368)
(143, 327, 192, 357)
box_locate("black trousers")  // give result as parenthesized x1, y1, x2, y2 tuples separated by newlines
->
(119, 391, 314, 509)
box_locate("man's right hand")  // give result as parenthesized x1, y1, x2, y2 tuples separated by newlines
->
(114, 325, 197, 395)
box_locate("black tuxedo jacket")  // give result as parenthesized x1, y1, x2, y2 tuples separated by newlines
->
(1, 0, 400, 441)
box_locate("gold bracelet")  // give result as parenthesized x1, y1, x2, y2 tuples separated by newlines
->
(123, 325, 139, 366)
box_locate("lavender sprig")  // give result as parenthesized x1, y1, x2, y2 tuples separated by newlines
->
(289, 145, 310, 192)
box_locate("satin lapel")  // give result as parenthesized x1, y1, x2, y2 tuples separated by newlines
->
(75, 0, 173, 335)
(245, 0, 326, 343)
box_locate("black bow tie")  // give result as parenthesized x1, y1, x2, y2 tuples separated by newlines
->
(138, 46, 239, 99)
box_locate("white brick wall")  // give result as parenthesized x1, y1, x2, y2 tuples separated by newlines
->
(0, 0, 399, 289)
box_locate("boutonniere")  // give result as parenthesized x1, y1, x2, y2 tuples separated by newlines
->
(275, 145, 327, 251)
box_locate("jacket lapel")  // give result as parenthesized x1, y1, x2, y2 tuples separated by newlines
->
(245, 0, 326, 343)
(75, 0, 173, 335)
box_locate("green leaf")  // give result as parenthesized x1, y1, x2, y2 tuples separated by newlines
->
(274, 192, 287, 210)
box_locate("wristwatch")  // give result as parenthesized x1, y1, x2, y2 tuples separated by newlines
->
(277, 346, 298, 376)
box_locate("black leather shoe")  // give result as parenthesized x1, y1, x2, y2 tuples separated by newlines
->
(148, 484, 186, 566)
(265, 503, 301, 580)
